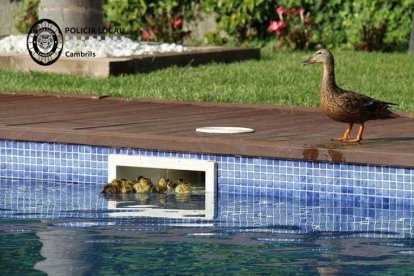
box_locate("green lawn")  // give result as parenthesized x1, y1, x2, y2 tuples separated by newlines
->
(1, 49, 413, 111)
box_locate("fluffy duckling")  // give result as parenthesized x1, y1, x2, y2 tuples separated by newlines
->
(303, 49, 397, 143)
(101, 178, 123, 194)
(132, 176, 153, 193)
(167, 180, 177, 193)
(175, 178, 192, 194)
(111, 178, 123, 187)
(153, 178, 170, 193)
(120, 180, 134, 193)
(102, 183, 119, 194)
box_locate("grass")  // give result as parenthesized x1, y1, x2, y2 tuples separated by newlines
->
(0, 49, 413, 111)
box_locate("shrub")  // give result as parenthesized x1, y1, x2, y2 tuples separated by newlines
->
(304, 0, 351, 50)
(14, 0, 414, 51)
(343, 0, 414, 51)
(267, 5, 312, 50)
(202, 0, 277, 44)
(14, 0, 40, 33)
(104, 0, 198, 43)
(278, 0, 414, 51)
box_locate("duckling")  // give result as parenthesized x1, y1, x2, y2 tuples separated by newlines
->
(101, 178, 122, 194)
(175, 178, 192, 194)
(303, 49, 397, 143)
(111, 178, 123, 188)
(120, 180, 134, 193)
(153, 178, 170, 193)
(101, 183, 119, 194)
(167, 180, 177, 193)
(132, 176, 153, 193)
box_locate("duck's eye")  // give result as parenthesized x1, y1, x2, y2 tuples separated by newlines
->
(317, 52, 321, 55)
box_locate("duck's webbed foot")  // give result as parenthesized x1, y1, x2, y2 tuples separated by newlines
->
(331, 123, 353, 142)
(346, 124, 364, 144)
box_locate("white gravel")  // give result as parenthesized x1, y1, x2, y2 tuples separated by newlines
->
(0, 35, 187, 57)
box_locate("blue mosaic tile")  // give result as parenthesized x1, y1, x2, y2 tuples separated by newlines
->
(1, 139, 414, 202)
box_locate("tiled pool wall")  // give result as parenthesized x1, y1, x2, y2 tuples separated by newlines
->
(1, 139, 414, 204)
(218, 192, 414, 238)
(2, 179, 414, 238)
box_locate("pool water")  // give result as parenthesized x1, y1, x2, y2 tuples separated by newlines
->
(1, 179, 414, 275)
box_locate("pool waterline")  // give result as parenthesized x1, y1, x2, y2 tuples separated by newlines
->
(1, 178, 414, 237)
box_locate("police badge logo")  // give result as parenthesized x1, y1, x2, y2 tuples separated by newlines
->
(27, 19, 64, 66)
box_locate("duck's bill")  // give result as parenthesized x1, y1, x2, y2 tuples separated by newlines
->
(302, 57, 315, 65)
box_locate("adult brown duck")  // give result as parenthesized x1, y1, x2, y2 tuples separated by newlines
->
(303, 49, 397, 143)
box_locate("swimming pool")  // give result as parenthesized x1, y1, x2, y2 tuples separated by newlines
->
(1, 178, 414, 274)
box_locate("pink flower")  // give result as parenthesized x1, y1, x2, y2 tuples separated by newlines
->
(276, 6, 284, 20)
(275, 21, 286, 36)
(268, 20, 286, 36)
(289, 8, 296, 16)
(142, 29, 154, 41)
(172, 17, 183, 29)
(268, 20, 278, 33)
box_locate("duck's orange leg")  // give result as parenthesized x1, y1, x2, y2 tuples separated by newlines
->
(348, 124, 364, 143)
(332, 123, 353, 142)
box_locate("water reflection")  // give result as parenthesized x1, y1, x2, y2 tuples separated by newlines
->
(2, 179, 414, 236)
(1, 179, 414, 274)
(34, 229, 96, 275)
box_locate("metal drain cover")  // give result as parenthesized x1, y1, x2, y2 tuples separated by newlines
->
(196, 127, 254, 134)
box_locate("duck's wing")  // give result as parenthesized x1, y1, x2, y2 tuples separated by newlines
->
(338, 88, 397, 119)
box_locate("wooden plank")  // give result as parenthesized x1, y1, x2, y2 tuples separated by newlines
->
(1, 101, 164, 125)
(77, 109, 276, 132)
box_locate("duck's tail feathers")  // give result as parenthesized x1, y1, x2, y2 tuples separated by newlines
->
(385, 102, 399, 119)
(385, 101, 397, 107)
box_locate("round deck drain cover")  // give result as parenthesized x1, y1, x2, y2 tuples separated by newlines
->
(196, 127, 254, 134)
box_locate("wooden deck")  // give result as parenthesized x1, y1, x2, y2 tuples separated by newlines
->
(1, 93, 414, 167)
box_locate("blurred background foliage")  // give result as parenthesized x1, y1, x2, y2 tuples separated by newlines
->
(103, 0, 196, 43)
(14, 0, 40, 33)
(14, 0, 414, 51)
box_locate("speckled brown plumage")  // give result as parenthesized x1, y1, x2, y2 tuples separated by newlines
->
(303, 49, 397, 143)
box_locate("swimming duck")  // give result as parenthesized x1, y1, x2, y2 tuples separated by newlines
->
(120, 180, 134, 193)
(111, 178, 123, 188)
(167, 180, 177, 192)
(153, 178, 170, 193)
(132, 176, 153, 193)
(101, 178, 123, 193)
(303, 49, 397, 143)
(102, 183, 119, 194)
(175, 178, 192, 194)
